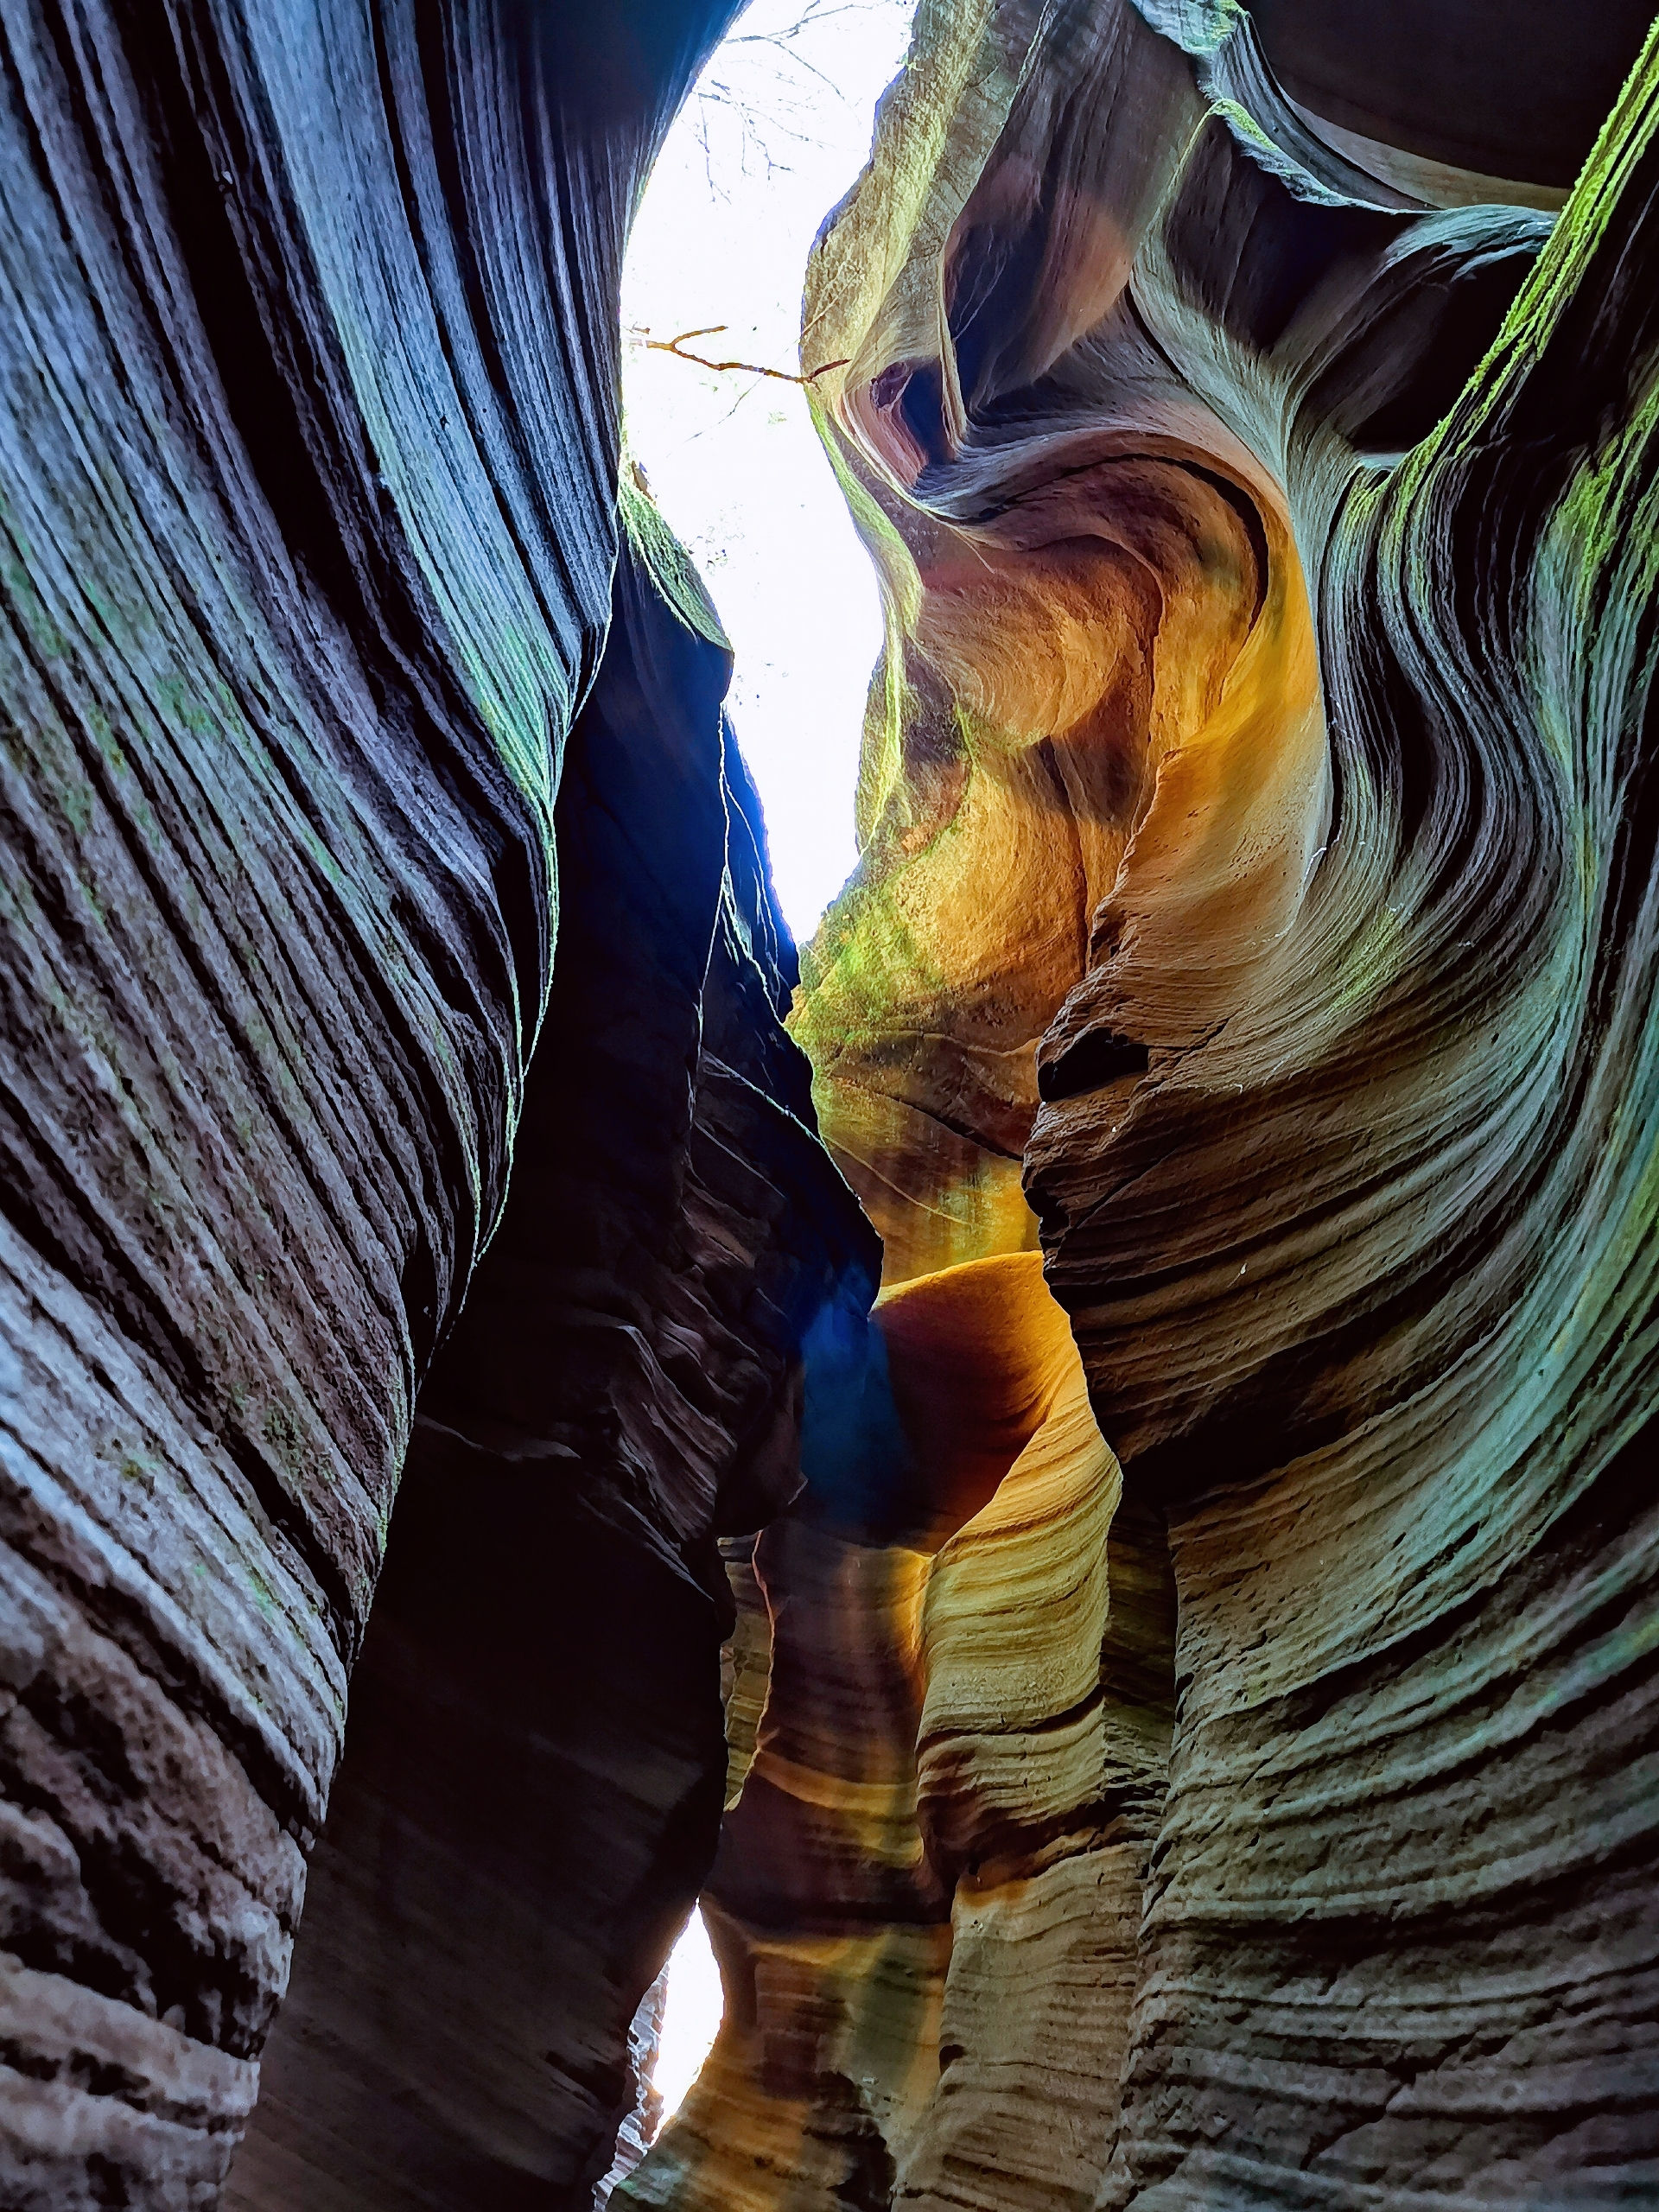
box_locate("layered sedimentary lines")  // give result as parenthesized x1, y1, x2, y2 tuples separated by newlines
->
(623, 1253, 1159, 2212)
(5, 0, 1659, 2207)
(225, 514, 879, 2211)
(0, 0, 867, 2203)
(633, 0, 1659, 2206)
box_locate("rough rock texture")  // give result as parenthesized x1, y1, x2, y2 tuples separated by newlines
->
(629, 1, 1659, 2207)
(10, 0, 1659, 2204)
(0, 0, 880, 2203)
(598, 1966, 669, 2209)
(225, 512, 880, 2212)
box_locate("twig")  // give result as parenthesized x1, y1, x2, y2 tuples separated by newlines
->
(642, 326, 849, 385)
(730, 0, 880, 47)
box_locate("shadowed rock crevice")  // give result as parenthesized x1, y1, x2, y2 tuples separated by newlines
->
(226, 513, 880, 2209)
(4, 0, 1659, 2206)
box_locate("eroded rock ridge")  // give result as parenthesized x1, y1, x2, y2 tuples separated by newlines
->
(627, 2, 1659, 2207)
(3, 0, 1658, 2208)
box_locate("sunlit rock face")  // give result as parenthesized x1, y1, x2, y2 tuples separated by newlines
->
(0, 2, 880, 2205)
(632, 0, 1659, 2206)
(7, 0, 1659, 2203)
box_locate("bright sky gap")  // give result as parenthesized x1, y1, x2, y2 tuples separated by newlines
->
(652, 1908, 723, 2129)
(620, 0, 915, 943)
(620, 0, 914, 2132)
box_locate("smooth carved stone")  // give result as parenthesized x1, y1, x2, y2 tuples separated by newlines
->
(619, 1518, 949, 2212)
(900, 1297, 1162, 2212)
(633, 1253, 1173, 2210)
(0, 0, 897, 2200)
(225, 513, 880, 2209)
(640, 0, 1659, 2205)
(1020, 39, 1659, 2198)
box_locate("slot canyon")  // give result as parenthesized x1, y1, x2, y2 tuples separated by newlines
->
(2, 0, 1658, 2207)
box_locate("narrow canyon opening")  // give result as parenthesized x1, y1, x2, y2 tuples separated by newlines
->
(613, 2, 919, 2154)
(619, 0, 915, 941)
(7, 1, 1659, 2209)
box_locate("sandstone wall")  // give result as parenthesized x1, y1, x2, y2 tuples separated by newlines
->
(6, 0, 1659, 2205)
(630, 3, 1659, 2205)
(0, 1, 880, 2202)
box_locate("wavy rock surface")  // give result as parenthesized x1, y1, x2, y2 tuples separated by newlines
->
(634, 1, 1659, 2206)
(223, 514, 878, 2211)
(0, 0, 880, 2204)
(8, 0, 1659, 2204)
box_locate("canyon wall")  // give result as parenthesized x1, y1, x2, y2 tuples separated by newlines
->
(5, 0, 1659, 2207)
(626, 1, 1659, 2207)
(0, 0, 872, 2203)
(223, 506, 879, 2212)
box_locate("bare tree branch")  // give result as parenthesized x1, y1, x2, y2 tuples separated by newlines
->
(685, 0, 906, 189)
(640, 326, 849, 385)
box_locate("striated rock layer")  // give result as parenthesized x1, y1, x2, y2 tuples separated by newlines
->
(0, 0, 878, 2205)
(631, 1, 1659, 2208)
(7, 0, 1659, 2205)
(223, 510, 878, 2210)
